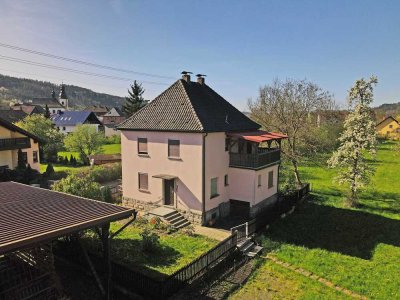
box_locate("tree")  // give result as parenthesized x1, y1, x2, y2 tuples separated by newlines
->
(328, 76, 378, 207)
(44, 104, 51, 118)
(248, 79, 334, 185)
(15, 114, 64, 162)
(52, 173, 103, 201)
(122, 80, 148, 115)
(64, 125, 104, 165)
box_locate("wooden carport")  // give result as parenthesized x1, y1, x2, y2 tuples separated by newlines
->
(0, 181, 135, 299)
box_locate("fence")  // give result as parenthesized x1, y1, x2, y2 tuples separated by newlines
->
(56, 232, 238, 299)
(231, 183, 311, 238)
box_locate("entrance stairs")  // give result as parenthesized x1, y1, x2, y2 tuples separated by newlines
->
(148, 206, 191, 230)
(237, 238, 263, 258)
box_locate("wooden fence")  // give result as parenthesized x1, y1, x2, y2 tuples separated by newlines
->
(57, 232, 238, 299)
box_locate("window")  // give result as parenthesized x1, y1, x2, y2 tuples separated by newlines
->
(138, 173, 149, 190)
(225, 138, 230, 151)
(138, 138, 148, 154)
(62, 127, 66, 131)
(52, 110, 55, 113)
(168, 139, 180, 158)
(258, 174, 262, 187)
(389, 124, 393, 128)
(21, 152, 28, 164)
(224, 174, 229, 186)
(211, 177, 218, 198)
(268, 171, 274, 189)
(33, 151, 38, 163)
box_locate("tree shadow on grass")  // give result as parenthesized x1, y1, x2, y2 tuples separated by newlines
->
(266, 199, 400, 260)
(110, 238, 182, 279)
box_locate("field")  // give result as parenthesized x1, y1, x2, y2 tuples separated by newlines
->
(82, 221, 218, 279)
(231, 141, 400, 299)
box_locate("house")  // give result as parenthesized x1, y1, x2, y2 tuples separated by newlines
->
(24, 84, 69, 114)
(51, 111, 103, 134)
(11, 104, 45, 116)
(0, 109, 29, 123)
(103, 107, 126, 137)
(0, 116, 42, 171)
(84, 105, 110, 122)
(376, 116, 400, 139)
(118, 73, 287, 225)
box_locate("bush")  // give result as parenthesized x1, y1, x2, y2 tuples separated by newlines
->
(181, 225, 195, 236)
(44, 163, 55, 178)
(89, 163, 122, 183)
(140, 228, 160, 253)
(100, 186, 113, 203)
(104, 135, 121, 144)
(52, 173, 103, 201)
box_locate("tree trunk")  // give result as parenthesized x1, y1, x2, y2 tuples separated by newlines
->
(291, 159, 302, 186)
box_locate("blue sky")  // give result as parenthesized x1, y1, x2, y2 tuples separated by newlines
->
(0, 0, 399, 109)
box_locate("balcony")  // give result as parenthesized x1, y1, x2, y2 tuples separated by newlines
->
(0, 138, 31, 151)
(229, 148, 281, 169)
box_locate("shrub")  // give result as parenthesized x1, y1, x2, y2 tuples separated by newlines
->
(140, 228, 160, 253)
(101, 186, 113, 203)
(149, 216, 162, 229)
(104, 135, 121, 144)
(181, 225, 195, 236)
(89, 163, 122, 183)
(44, 163, 55, 178)
(52, 173, 103, 201)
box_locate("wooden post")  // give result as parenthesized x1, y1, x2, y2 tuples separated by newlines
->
(101, 223, 111, 300)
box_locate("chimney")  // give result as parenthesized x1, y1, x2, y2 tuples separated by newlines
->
(181, 71, 192, 82)
(196, 74, 206, 85)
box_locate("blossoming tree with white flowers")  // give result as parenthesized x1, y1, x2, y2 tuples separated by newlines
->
(328, 76, 378, 207)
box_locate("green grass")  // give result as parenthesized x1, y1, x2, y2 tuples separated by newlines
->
(40, 143, 121, 174)
(83, 222, 218, 279)
(231, 259, 351, 300)
(233, 141, 400, 299)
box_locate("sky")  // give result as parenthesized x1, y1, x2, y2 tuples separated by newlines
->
(0, 0, 399, 110)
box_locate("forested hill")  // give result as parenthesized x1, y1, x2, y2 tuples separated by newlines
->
(0, 74, 125, 108)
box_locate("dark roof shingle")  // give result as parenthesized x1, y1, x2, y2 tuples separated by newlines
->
(118, 79, 260, 132)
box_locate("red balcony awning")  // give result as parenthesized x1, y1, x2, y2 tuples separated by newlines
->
(227, 130, 288, 143)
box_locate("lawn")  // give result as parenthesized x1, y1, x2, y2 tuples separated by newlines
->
(40, 143, 121, 174)
(231, 141, 400, 299)
(82, 221, 218, 280)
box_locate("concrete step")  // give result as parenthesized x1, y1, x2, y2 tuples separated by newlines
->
(172, 218, 190, 227)
(246, 245, 263, 257)
(237, 238, 253, 251)
(175, 221, 191, 229)
(240, 241, 255, 254)
(164, 211, 180, 220)
(167, 215, 185, 224)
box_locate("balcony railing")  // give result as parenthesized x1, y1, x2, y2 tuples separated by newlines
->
(229, 148, 281, 169)
(0, 138, 31, 151)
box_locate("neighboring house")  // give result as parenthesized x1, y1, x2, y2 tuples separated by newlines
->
(103, 107, 126, 137)
(0, 110, 28, 123)
(11, 104, 45, 116)
(376, 116, 400, 139)
(0, 116, 42, 171)
(51, 111, 103, 134)
(24, 84, 68, 115)
(118, 74, 287, 225)
(83, 105, 109, 122)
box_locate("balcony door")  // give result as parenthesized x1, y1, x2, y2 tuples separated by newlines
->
(164, 179, 175, 206)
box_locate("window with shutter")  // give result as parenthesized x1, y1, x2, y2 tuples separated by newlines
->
(138, 173, 149, 190)
(138, 138, 148, 154)
(268, 171, 274, 189)
(33, 151, 38, 163)
(168, 140, 180, 158)
(211, 177, 218, 198)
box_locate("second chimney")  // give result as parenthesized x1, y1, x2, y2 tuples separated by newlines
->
(182, 74, 191, 82)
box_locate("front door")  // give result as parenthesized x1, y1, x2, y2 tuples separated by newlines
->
(164, 179, 175, 206)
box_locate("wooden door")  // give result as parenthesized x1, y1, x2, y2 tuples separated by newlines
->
(164, 179, 175, 206)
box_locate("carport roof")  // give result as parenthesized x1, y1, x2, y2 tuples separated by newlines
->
(0, 182, 134, 255)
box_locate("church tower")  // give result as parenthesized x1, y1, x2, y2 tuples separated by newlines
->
(59, 84, 69, 109)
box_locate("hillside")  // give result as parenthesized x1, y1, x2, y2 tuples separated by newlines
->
(0, 74, 125, 108)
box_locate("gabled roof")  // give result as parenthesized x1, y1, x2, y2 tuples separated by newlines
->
(118, 79, 260, 132)
(104, 107, 124, 117)
(376, 116, 399, 128)
(51, 111, 101, 126)
(84, 105, 110, 115)
(0, 110, 28, 123)
(12, 104, 45, 115)
(0, 115, 43, 143)
(25, 97, 64, 108)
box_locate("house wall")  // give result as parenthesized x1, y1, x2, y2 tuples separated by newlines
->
(203, 132, 230, 221)
(377, 119, 400, 139)
(56, 124, 100, 134)
(121, 130, 203, 214)
(0, 125, 40, 171)
(229, 164, 279, 206)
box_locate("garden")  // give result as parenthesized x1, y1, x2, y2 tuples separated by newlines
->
(231, 141, 400, 299)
